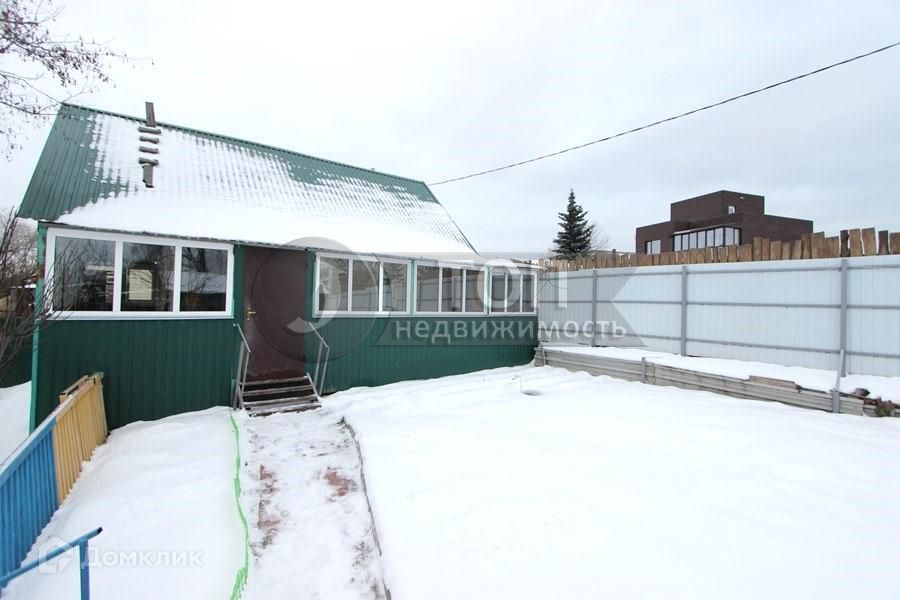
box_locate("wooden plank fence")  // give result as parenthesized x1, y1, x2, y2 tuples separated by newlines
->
(52, 374, 109, 503)
(0, 373, 108, 587)
(539, 228, 900, 271)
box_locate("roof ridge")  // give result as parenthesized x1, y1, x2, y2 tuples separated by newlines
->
(59, 102, 431, 187)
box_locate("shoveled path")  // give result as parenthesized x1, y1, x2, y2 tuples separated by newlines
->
(236, 407, 386, 599)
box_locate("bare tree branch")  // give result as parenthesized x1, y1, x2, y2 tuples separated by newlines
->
(0, 0, 131, 156)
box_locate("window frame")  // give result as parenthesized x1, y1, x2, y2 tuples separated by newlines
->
(412, 261, 488, 316)
(45, 227, 234, 320)
(487, 268, 538, 315)
(315, 251, 412, 317)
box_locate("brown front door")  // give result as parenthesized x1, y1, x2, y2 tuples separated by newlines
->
(242, 247, 308, 380)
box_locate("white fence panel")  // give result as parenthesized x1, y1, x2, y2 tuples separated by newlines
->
(538, 255, 900, 377)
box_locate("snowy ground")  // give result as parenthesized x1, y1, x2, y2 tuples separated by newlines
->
(547, 345, 900, 401)
(0, 381, 31, 460)
(236, 409, 385, 599)
(6, 407, 244, 600)
(337, 365, 900, 600)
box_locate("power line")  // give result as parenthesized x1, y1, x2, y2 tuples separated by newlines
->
(429, 40, 900, 186)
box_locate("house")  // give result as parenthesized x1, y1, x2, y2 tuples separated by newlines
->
(19, 103, 538, 429)
(635, 190, 813, 254)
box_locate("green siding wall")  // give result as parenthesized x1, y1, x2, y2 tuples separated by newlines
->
(34, 319, 238, 429)
(305, 316, 537, 394)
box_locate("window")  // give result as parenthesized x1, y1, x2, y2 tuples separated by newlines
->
(644, 239, 661, 255)
(351, 260, 379, 312)
(522, 273, 535, 312)
(733, 228, 741, 245)
(121, 242, 174, 311)
(416, 265, 440, 312)
(464, 270, 484, 313)
(490, 272, 506, 312)
(318, 255, 411, 313)
(441, 268, 464, 312)
(487, 269, 537, 314)
(689, 232, 698, 249)
(728, 205, 736, 214)
(382, 262, 408, 312)
(318, 257, 349, 311)
(416, 265, 485, 314)
(674, 235, 682, 252)
(48, 230, 232, 316)
(53, 237, 115, 311)
(714, 228, 724, 247)
(181, 247, 228, 311)
(507, 274, 522, 312)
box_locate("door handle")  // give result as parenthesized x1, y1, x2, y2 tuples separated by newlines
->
(245, 308, 257, 321)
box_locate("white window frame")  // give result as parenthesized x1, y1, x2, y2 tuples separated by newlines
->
(45, 227, 234, 320)
(413, 261, 488, 316)
(314, 252, 411, 317)
(487, 268, 538, 315)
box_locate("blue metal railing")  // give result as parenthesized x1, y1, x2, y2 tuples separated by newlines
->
(0, 416, 59, 581)
(0, 528, 102, 599)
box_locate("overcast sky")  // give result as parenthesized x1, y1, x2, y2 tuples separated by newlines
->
(1, 0, 898, 253)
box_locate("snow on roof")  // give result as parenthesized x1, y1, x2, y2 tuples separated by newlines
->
(20, 105, 477, 258)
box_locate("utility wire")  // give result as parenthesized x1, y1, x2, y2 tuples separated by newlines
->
(429, 40, 900, 186)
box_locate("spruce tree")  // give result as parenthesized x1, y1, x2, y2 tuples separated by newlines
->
(553, 189, 595, 259)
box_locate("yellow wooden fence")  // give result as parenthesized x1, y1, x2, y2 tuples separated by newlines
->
(51, 374, 109, 503)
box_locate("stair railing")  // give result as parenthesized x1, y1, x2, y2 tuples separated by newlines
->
(309, 325, 330, 394)
(233, 323, 251, 409)
(0, 527, 102, 599)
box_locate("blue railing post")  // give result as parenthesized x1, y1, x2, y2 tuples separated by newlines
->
(78, 538, 91, 600)
(0, 528, 102, 599)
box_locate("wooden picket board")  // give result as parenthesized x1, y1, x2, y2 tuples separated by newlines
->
(861, 228, 877, 256)
(537, 225, 900, 271)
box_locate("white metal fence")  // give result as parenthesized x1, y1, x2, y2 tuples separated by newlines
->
(537, 254, 900, 377)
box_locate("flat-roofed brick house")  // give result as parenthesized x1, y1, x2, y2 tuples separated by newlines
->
(635, 190, 813, 255)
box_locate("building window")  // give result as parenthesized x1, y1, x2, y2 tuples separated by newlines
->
(382, 262, 408, 312)
(490, 272, 506, 313)
(47, 230, 232, 317)
(488, 269, 537, 314)
(416, 265, 440, 312)
(464, 270, 485, 313)
(673, 227, 742, 252)
(318, 254, 411, 314)
(416, 264, 487, 314)
(53, 237, 115, 311)
(318, 257, 349, 312)
(644, 239, 661, 255)
(351, 260, 379, 312)
(728, 205, 736, 214)
(522, 273, 535, 312)
(441, 267, 464, 313)
(181, 247, 228, 311)
(121, 242, 175, 312)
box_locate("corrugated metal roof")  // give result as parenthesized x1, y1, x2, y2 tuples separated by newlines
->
(19, 104, 476, 256)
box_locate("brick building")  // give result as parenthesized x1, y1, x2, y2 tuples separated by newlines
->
(635, 190, 813, 254)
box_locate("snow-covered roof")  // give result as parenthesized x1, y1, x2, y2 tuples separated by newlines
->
(19, 104, 477, 258)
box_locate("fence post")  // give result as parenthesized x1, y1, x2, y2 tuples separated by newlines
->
(590, 269, 598, 347)
(640, 357, 647, 383)
(838, 259, 848, 377)
(680, 265, 688, 356)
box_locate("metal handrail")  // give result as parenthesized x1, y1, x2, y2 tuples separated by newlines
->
(0, 527, 102, 599)
(308, 325, 330, 394)
(233, 323, 251, 409)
